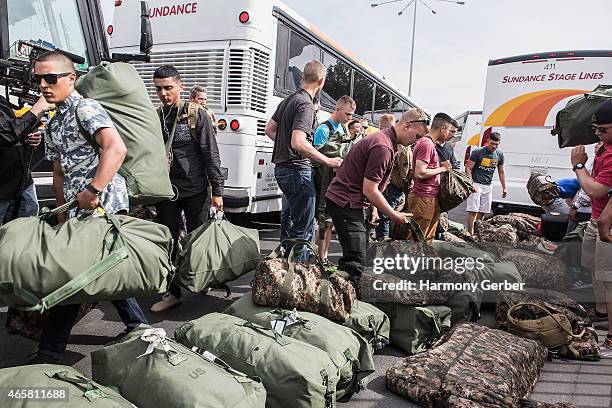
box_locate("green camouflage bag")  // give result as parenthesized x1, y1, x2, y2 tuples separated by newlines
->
(374, 303, 452, 355)
(91, 325, 266, 408)
(225, 293, 375, 400)
(0, 365, 134, 407)
(176, 211, 260, 293)
(0, 201, 173, 312)
(386, 323, 560, 408)
(175, 313, 339, 408)
(553, 84, 612, 148)
(438, 169, 474, 213)
(75, 62, 173, 205)
(342, 300, 391, 353)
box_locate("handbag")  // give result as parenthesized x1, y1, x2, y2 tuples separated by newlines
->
(507, 302, 584, 348)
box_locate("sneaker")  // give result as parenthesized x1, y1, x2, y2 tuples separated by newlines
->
(601, 337, 612, 359)
(150, 292, 182, 313)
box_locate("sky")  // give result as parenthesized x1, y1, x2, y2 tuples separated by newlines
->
(282, 0, 612, 117)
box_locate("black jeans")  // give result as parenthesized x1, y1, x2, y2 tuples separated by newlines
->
(39, 298, 148, 359)
(156, 189, 207, 298)
(326, 198, 367, 282)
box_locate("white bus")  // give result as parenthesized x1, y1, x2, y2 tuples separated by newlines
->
(109, 0, 425, 213)
(479, 50, 612, 213)
(452, 110, 482, 172)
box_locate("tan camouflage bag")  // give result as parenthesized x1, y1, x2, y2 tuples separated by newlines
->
(252, 240, 355, 321)
(507, 302, 577, 348)
(498, 248, 568, 291)
(386, 323, 575, 408)
(527, 172, 559, 206)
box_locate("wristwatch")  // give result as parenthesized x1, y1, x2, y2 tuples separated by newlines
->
(85, 183, 102, 197)
(572, 163, 585, 171)
(608, 188, 612, 198)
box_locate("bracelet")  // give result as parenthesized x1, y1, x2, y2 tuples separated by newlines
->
(85, 183, 102, 197)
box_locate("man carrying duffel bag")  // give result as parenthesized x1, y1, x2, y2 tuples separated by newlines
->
(29, 51, 149, 364)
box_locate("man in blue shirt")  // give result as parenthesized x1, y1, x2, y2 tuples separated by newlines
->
(313, 95, 355, 261)
(465, 132, 507, 235)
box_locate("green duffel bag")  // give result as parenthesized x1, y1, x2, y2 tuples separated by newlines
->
(476, 261, 523, 303)
(374, 303, 452, 355)
(445, 287, 483, 325)
(0, 201, 173, 313)
(75, 62, 173, 205)
(175, 313, 339, 408)
(342, 300, 391, 353)
(176, 211, 260, 293)
(225, 293, 375, 401)
(432, 240, 498, 264)
(91, 325, 266, 408)
(552, 84, 612, 148)
(0, 364, 134, 407)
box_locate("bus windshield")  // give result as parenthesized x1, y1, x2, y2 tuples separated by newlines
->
(7, 0, 89, 68)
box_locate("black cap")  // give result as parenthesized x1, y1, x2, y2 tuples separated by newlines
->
(592, 99, 612, 125)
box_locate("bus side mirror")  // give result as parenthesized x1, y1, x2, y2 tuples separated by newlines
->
(139, 1, 153, 55)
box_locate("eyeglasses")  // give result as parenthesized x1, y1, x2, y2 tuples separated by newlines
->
(410, 119, 430, 126)
(592, 124, 612, 134)
(32, 72, 72, 85)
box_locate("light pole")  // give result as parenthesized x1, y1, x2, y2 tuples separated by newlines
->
(371, 0, 465, 96)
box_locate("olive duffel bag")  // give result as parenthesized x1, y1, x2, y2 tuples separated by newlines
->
(0, 364, 134, 407)
(0, 201, 173, 313)
(91, 325, 266, 408)
(225, 293, 375, 401)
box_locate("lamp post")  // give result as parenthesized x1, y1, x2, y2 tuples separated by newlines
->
(371, 0, 465, 96)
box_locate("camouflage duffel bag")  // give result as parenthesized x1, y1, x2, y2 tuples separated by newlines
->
(488, 213, 540, 240)
(438, 169, 475, 213)
(476, 261, 523, 303)
(474, 220, 519, 245)
(374, 303, 452, 355)
(498, 248, 568, 291)
(175, 313, 339, 408)
(252, 240, 355, 321)
(343, 300, 391, 353)
(496, 289, 600, 361)
(386, 322, 575, 408)
(527, 172, 559, 206)
(224, 293, 375, 401)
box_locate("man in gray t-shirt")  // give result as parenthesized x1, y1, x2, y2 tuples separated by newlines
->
(265, 61, 341, 259)
(465, 132, 507, 235)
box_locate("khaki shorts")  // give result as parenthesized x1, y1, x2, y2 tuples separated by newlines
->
(582, 219, 612, 282)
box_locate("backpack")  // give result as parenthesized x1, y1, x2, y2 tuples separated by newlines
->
(74, 62, 173, 205)
(552, 84, 612, 148)
(318, 120, 360, 159)
(159, 101, 206, 167)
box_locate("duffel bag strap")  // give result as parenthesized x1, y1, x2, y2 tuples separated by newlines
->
(239, 320, 290, 345)
(507, 302, 584, 339)
(45, 369, 111, 402)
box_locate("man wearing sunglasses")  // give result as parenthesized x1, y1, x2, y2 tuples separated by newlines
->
(572, 99, 612, 358)
(325, 108, 427, 286)
(29, 51, 148, 364)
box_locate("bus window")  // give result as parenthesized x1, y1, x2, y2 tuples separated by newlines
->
(374, 85, 391, 111)
(320, 52, 351, 109)
(390, 95, 403, 112)
(274, 23, 290, 92)
(287, 31, 321, 93)
(353, 70, 374, 117)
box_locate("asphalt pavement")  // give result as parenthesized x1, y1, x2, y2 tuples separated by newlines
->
(1, 203, 610, 407)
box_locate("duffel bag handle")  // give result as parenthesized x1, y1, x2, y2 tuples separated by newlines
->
(507, 302, 585, 339)
(40, 199, 123, 234)
(45, 369, 110, 402)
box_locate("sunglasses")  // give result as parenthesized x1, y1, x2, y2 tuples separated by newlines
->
(592, 125, 612, 134)
(33, 72, 72, 85)
(410, 119, 430, 126)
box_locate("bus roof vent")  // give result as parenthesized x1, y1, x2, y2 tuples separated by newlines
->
(227, 47, 270, 114)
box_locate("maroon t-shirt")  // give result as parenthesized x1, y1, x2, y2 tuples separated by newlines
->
(326, 127, 397, 209)
(411, 136, 440, 197)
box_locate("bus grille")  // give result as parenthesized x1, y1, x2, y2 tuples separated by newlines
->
(257, 119, 267, 137)
(227, 48, 270, 114)
(132, 49, 225, 110)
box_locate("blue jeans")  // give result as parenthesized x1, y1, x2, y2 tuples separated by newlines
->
(375, 183, 405, 239)
(280, 193, 292, 243)
(39, 298, 148, 359)
(275, 165, 316, 261)
(0, 183, 39, 226)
